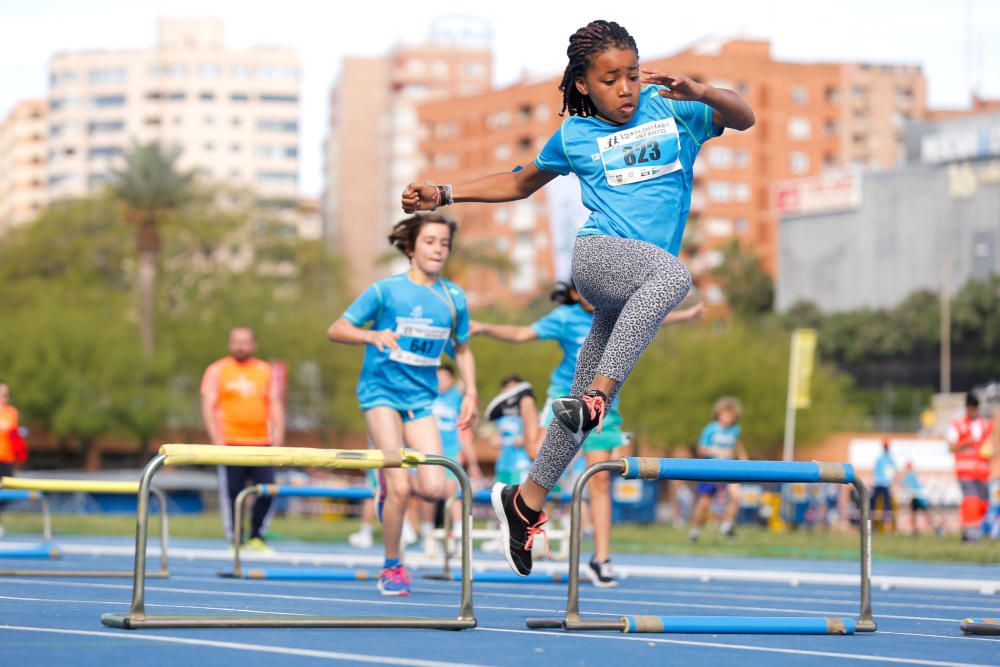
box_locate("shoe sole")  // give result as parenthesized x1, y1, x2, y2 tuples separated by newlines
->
(490, 483, 528, 577)
(376, 581, 410, 596)
(552, 401, 586, 446)
(583, 565, 619, 588)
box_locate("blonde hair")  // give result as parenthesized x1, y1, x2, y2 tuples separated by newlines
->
(713, 396, 742, 420)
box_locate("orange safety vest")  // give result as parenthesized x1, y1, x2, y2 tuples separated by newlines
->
(201, 357, 272, 446)
(0, 405, 18, 463)
(948, 415, 993, 482)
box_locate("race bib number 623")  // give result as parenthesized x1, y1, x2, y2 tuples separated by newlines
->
(599, 118, 683, 187)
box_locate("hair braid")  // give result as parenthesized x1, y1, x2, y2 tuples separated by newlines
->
(559, 20, 638, 117)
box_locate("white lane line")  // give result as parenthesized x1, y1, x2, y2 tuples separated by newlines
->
(2, 577, 960, 623)
(0, 625, 491, 667)
(476, 627, 998, 667)
(880, 630, 1000, 643)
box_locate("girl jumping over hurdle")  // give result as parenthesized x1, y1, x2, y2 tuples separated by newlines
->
(472, 282, 702, 585)
(328, 214, 478, 595)
(402, 19, 753, 575)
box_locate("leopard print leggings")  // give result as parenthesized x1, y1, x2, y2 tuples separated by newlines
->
(528, 234, 692, 489)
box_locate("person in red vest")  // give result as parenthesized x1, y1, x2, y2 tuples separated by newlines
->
(0, 383, 22, 478)
(947, 393, 993, 541)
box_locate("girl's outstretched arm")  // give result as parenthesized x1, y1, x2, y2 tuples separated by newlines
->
(402, 163, 557, 213)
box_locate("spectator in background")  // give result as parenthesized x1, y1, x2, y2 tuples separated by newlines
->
(201, 327, 285, 553)
(985, 405, 999, 540)
(871, 439, 899, 533)
(689, 397, 748, 541)
(947, 393, 992, 541)
(900, 461, 930, 536)
(0, 383, 24, 539)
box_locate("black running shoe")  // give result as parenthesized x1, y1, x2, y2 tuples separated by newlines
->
(585, 558, 619, 588)
(490, 483, 548, 576)
(552, 390, 608, 446)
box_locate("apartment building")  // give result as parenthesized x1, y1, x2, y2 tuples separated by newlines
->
(0, 100, 47, 235)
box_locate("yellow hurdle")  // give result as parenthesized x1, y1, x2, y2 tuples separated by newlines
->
(0, 476, 170, 578)
(102, 444, 476, 630)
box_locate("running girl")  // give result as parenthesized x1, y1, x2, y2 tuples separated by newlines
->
(472, 281, 702, 585)
(328, 214, 478, 594)
(402, 20, 753, 575)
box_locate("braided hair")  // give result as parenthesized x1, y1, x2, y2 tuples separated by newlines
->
(559, 20, 639, 117)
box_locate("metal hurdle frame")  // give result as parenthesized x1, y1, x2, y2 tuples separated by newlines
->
(0, 489, 53, 543)
(228, 483, 373, 579)
(0, 477, 169, 577)
(526, 457, 877, 635)
(101, 444, 477, 630)
(430, 488, 574, 582)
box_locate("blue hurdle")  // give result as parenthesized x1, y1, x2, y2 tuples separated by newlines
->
(526, 457, 876, 634)
(0, 488, 53, 546)
(227, 484, 373, 580)
(439, 570, 570, 584)
(0, 544, 61, 559)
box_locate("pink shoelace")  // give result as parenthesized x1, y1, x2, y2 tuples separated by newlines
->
(514, 489, 551, 560)
(382, 564, 412, 585)
(581, 393, 607, 434)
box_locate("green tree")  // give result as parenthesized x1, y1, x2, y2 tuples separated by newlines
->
(711, 241, 775, 320)
(108, 142, 195, 359)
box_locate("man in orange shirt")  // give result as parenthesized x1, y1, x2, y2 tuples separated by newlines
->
(201, 327, 285, 551)
(0, 383, 20, 479)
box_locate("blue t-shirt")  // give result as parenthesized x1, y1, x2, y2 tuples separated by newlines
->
(698, 421, 741, 460)
(535, 85, 722, 254)
(432, 385, 464, 460)
(902, 470, 926, 501)
(873, 452, 898, 487)
(343, 273, 469, 411)
(530, 304, 593, 390)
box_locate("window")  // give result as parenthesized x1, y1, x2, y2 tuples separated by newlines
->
(495, 144, 511, 161)
(851, 85, 867, 101)
(257, 119, 298, 133)
(734, 149, 750, 168)
(435, 122, 458, 139)
(200, 91, 215, 101)
(260, 94, 297, 103)
(232, 64, 254, 78)
(88, 173, 112, 188)
(231, 93, 249, 102)
(518, 136, 532, 151)
(50, 70, 77, 86)
(256, 171, 297, 186)
(464, 61, 485, 78)
(824, 119, 839, 136)
(707, 146, 733, 168)
(432, 60, 448, 77)
(791, 85, 807, 105)
(199, 63, 221, 78)
(231, 117, 242, 127)
(50, 96, 81, 111)
(166, 91, 186, 101)
(203, 142, 214, 152)
(706, 217, 733, 237)
(708, 182, 731, 202)
(518, 104, 532, 122)
(90, 95, 125, 108)
(735, 218, 749, 234)
(789, 151, 810, 174)
(204, 115, 215, 125)
(231, 143, 241, 153)
(88, 120, 124, 134)
(734, 182, 751, 202)
(825, 86, 840, 104)
(257, 66, 298, 80)
(788, 117, 811, 140)
(145, 116, 161, 126)
(487, 111, 511, 129)
(89, 67, 127, 85)
(88, 146, 123, 160)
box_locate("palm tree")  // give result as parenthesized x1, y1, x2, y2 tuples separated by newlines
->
(109, 142, 195, 359)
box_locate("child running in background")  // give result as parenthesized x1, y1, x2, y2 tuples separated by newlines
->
(328, 214, 478, 595)
(485, 376, 539, 487)
(689, 397, 748, 542)
(473, 281, 701, 585)
(403, 20, 752, 575)
(421, 364, 483, 556)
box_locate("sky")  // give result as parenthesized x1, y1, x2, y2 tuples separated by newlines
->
(2, 0, 998, 197)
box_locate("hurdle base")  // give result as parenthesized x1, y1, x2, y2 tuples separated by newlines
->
(526, 618, 625, 631)
(217, 567, 372, 581)
(961, 619, 1000, 636)
(0, 568, 168, 578)
(856, 619, 878, 633)
(101, 612, 477, 630)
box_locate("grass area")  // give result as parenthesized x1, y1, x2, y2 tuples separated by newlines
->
(3, 513, 997, 565)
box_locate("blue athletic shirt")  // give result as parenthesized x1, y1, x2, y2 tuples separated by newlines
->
(530, 304, 593, 390)
(534, 85, 723, 254)
(698, 421, 741, 460)
(432, 385, 464, 460)
(343, 273, 469, 411)
(873, 452, 898, 487)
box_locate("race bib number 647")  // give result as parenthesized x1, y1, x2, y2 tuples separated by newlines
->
(599, 118, 683, 187)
